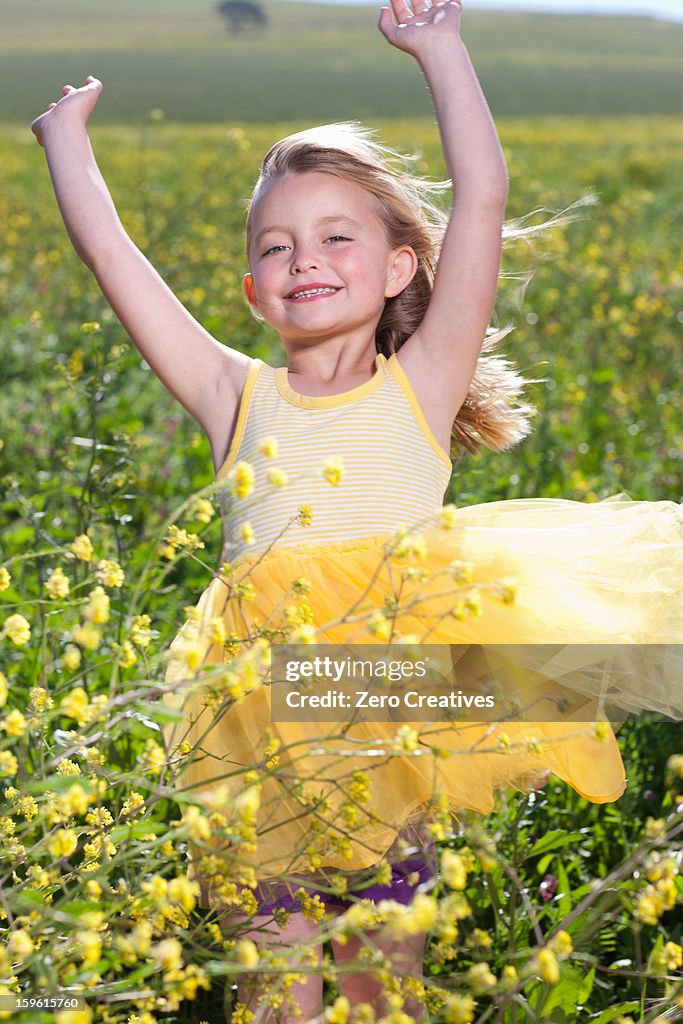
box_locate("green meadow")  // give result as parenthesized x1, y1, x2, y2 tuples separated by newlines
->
(2, 0, 683, 121)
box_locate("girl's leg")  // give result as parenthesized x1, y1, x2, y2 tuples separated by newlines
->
(217, 907, 323, 1024)
(329, 914, 428, 1021)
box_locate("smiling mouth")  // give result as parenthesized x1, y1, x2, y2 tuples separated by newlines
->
(285, 286, 341, 301)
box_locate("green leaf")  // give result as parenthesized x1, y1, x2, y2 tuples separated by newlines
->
(133, 699, 183, 723)
(589, 1002, 641, 1024)
(527, 830, 585, 858)
(557, 860, 572, 916)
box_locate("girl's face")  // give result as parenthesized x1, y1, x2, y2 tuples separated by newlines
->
(244, 171, 416, 347)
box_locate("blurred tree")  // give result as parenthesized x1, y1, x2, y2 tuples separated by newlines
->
(216, 0, 267, 32)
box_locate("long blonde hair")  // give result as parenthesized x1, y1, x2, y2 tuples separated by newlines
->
(246, 122, 536, 456)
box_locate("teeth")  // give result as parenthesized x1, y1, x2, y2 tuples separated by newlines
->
(290, 287, 337, 299)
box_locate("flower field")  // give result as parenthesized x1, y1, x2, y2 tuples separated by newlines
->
(0, 112, 682, 1022)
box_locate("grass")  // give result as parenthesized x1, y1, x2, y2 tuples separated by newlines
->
(2, 1, 683, 122)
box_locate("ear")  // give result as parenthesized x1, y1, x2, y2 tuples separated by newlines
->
(385, 246, 418, 298)
(242, 273, 257, 307)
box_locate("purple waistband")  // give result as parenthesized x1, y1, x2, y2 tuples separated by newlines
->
(254, 850, 436, 917)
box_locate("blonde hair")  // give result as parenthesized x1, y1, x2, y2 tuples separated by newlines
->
(246, 122, 536, 456)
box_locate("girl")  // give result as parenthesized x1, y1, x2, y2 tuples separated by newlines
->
(32, 1, 682, 1019)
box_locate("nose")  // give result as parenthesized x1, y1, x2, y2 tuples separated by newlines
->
(291, 246, 319, 273)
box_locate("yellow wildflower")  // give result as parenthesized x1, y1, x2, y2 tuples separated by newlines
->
(259, 436, 278, 458)
(635, 889, 664, 926)
(235, 784, 261, 823)
(116, 640, 137, 668)
(168, 875, 200, 914)
(665, 754, 683, 785)
(393, 725, 419, 753)
(441, 850, 469, 891)
(439, 504, 458, 530)
(3, 613, 31, 646)
(0, 672, 7, 709)
(392, 526, 428, 561)
(189, 496, 214, 523)
(83, 586, 110, 625)
(7, 928, 34, 960)
(291, 576, 312, 596)
(535, 947, 560, 985)
(60, 687, 91, 727)
(130, 614, 152, 648)
(661, 941, 683, 971)
(1, 710, 27, 738)
(70, 534, 94, 562)
(141, 740, 166, 774)
(152, 937, 183, 972)
(296, 504, 313, 527)
(72, 622, 102, 651)
(62, 645, 82, 672)
(322, 458, 344, 487)
(48, 828, 78, 858)
(235, 939, 259, 968)
(233, 581, 255, 601)
(29, 686, 51, 713)
(76, 930, 101, 968)
(367, 610, 392, 642)
(645, 816, 666, 840)
(467, 962, 497, 993)
(0, 567, 11, 591)
(56, 759, 81, 776)
(444, 993, 476, 1024)
(290, 623, 316, 643)
(45, 567, 70, 599)
(228, 461, 255, 499)
(95, 559, 125, 588)
(401, 893, 438, 934)
(55, 1007, 92, 1024)
(240, 522, 255, 546)
(470, 928, 492, 949)
(267, 467, 288, 488)
(163, 524, 205, 553)
(58, 785, 91, 817)
(232, 1005, 255, 1024)
(550, 930, 573, 956)
(593, 719, 609, 742)
(325, 996, 350, 1023)
(501, 964, 518, 987)
(0, 752, 18, 777)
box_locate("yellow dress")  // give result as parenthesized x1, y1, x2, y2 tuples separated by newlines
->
(163, 353, 683, 881)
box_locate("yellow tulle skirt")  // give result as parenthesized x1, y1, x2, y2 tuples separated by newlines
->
(162, 493, 682, 879)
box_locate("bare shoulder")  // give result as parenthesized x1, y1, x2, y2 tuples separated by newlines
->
(393, 337, 456, 456)
(204, 346, 255, 476)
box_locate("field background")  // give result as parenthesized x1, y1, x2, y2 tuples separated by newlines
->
(2, 0, 683, 121)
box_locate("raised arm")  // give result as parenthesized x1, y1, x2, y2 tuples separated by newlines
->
(379, 0, 508, 440)
(32, 77, 251, 474)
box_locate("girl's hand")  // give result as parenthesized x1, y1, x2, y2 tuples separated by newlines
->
(31, 76, 103, 147)
(378, 0, 462, 57)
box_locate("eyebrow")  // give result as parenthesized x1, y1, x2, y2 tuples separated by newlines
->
(254, 215, 362, 246)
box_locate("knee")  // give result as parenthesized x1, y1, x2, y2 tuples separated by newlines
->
(236, 971, 323, 1023)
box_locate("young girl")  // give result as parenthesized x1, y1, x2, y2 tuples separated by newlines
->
(32, 0, 682, 1019)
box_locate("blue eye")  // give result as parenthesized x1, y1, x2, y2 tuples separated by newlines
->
(263, 244, 289, 256)
(327, 235, 351, 243)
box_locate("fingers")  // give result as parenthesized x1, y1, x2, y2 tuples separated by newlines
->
(380, 0, 461, 30)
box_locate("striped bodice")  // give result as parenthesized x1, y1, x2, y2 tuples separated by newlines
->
(215, 352, 453, 562)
